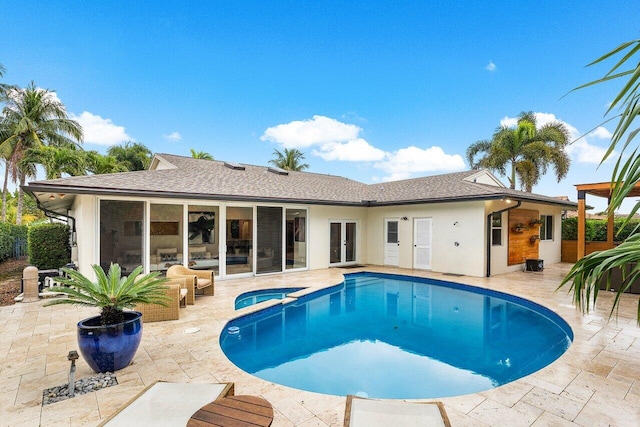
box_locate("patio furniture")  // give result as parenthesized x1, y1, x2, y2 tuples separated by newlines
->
(167, 265, 214, 302)
(343, 395, 451, 427)
(134, 277, 190, 322)
(99, 381, 234, 426)
(188, 395, 274, 426)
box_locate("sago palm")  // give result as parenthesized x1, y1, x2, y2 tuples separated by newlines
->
(46, 264, 169, 325)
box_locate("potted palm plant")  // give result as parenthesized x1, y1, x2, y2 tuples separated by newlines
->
(45, 264, 169, 373)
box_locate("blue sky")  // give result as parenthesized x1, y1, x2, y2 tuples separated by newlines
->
(3, 1, 639, 211)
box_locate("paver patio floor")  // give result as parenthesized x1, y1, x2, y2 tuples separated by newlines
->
(0, 263, 638, 426)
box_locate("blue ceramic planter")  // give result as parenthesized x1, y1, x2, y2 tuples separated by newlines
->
(77, 311, 143, 373)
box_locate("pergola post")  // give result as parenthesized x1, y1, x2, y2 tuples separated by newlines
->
(577, 190, 586, 259)
(607, 196, 615, 249)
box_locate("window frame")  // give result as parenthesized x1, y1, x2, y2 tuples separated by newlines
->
(540, 214, 553, 241)
(491, 212, 502, 246)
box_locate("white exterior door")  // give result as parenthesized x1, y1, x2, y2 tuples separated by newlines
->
(384, 219, 400, 266)
(413, 218, 432, 270)
(329, 220, 357, 265)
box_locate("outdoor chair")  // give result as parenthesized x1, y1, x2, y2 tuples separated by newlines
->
(134, 277, 189, 323)
(166, 265, 214, 302)
(343, 395, 451, 427)
(99, 381, 234, 426)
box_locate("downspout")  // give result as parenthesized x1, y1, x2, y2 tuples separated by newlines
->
(34, 198, 77, 246)
(486, 200, 522, 277)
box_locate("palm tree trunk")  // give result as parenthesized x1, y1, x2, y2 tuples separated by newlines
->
(1, 164, 8, 222)
(510, 160, 516, 189)
(16, 172, 24, 225)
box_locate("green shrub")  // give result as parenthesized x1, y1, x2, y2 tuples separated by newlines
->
(562, 217, 640, 241)
(562, 218, 597, 241)
(28, 223, 71, 269)
(589, 219, 607, 241)
(615, 219, 640, 241)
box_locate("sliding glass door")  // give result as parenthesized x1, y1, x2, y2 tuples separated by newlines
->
(187, 205, 219, 275)
(286, 209, 307, 269)
(256, 206, 283, 274)
(149, 203, 184, 274)
(99, 200, 144, 274)
(226, 206, 253, 275)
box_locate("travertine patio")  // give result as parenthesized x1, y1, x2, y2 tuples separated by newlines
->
(0, 263, 638, 426)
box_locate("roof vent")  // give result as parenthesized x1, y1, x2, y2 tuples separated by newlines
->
(268, 166, 289, 176)
(224, 161, 245, 171)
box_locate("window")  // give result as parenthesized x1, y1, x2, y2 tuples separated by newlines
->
(491, 212, 502, 246)
(540, 215, 553, 241)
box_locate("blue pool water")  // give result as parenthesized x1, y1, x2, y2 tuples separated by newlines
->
(235, 287, 305, 310)
(221, 273, 573, 399)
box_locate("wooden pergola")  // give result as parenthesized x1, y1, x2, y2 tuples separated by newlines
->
(576, 181, 640, 259)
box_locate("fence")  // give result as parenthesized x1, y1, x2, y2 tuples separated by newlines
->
(13, 237, 27, 258)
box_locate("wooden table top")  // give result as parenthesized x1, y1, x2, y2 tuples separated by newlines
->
(188, 395, 274, 427)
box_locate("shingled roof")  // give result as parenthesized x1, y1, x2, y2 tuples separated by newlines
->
(24, 153, 577, 208)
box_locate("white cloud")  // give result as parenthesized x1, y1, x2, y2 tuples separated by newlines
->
(261, 115, 360, 148)
(70, 111, 132, 145)
(566, 139, 610, 164)
(375, 146, 466, 181)
(486, 61, 497, 72)
(313, 138, 385, 162)
(163, 131, 182, 141)
(263, 116, 466, 179)
(590, 126, 612, 139)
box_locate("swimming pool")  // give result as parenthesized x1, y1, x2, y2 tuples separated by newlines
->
(221, 272, 572, 399)
(235, 287, 305, 310)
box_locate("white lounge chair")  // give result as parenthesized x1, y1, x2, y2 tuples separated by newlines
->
(99, 381, 234, 426)
(344, 395, 451, 427)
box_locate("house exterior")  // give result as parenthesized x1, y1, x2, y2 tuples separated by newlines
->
(24, 154, 577, 280)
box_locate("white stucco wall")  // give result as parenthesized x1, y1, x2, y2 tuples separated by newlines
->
(366, 202, 487, 277)
(487, 201, 563, 276)
(308, 205, 369, 269)
(68, 193, 564, 280)
(71, 194, 97, 277)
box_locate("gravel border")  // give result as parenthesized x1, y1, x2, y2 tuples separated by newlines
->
(42, 372, 118, 405)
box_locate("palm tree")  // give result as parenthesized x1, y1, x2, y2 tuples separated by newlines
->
(84, 150, 129, 175)
(21, 145, 86, 179)
(559, 39, 640, 323)
(190, 148, 214, 160)
(0, 82, 83, 223)
(107, 141, 152, 171)
(466, 112, 571, 191)
(269, 148, 309, 171)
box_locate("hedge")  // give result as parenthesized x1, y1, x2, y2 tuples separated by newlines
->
(562, 217, 640, 241)
(27, 223, 71, 269)
(0, 223, 28, 262)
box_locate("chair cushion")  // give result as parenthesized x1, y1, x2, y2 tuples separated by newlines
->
(196, 278, 211, 289)
(180, 288, 188, 300)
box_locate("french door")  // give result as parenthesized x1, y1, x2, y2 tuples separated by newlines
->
(329, 221, 357, 265)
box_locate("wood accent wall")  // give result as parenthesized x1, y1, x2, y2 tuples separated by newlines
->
(508, 209, 540, 265)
